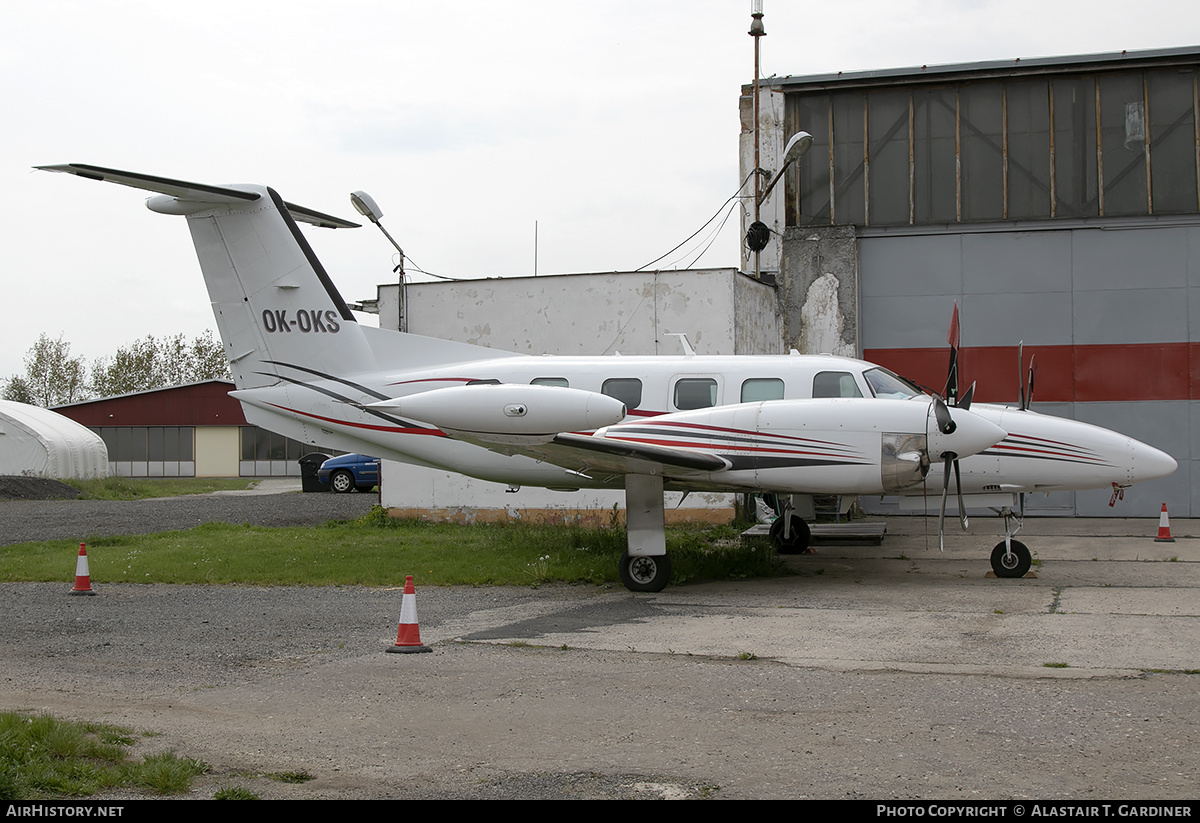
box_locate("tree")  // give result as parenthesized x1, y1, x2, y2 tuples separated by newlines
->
(90, 331, 231, 397)
(3, 331, 232, 407)
(1, 333, 88, 407)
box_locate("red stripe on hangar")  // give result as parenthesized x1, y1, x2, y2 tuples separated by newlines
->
(863, 342, 1193, 403)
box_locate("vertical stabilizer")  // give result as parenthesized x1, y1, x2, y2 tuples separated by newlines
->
(180, 185, 376, 390)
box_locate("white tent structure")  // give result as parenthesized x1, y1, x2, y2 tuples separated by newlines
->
(0, 400, 108, 479)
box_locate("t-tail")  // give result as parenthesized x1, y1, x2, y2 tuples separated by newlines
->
(35, 164, 507, 393)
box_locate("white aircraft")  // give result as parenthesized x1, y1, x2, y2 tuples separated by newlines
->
(37, 165, 1176, 590)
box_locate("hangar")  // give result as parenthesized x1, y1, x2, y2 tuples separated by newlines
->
(0, 400, 107, 480)
(365, 46, 1193, 521)
(757, 46, 1198, 517)
(53, 381, 324, 479)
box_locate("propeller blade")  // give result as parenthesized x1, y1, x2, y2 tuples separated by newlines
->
(1026, 354, 1036, 410)
(938, 454, 955, 552)
(944, 302, 961, 403)
(1017, 341, 1026, 410)
(954, 457, 968, 531)
(932, 396, 956, 435)
(959, 382, 976, 411)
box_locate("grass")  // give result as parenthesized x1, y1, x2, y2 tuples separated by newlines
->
(0, 507, 787, 588)
(66, 477, 259, 500)
(0, 712, 208, 800)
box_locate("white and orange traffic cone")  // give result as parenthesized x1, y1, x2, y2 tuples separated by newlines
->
(386, 575, 431, 654)
(70, 542, 96, 596)
(1155, 503, 1175, 543)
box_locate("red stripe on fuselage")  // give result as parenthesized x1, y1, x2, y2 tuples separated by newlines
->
(265, 403, 448, 436)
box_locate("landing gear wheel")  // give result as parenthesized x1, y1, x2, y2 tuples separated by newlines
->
(618, 552, 672, 593)
(770, 515, 812, 554)
(991, 540, 1032, 578)
(330, 470, 355, 494)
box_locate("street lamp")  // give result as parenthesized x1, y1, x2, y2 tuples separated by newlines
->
(746, 3, 811, 277)
(351, 190, 409, 332)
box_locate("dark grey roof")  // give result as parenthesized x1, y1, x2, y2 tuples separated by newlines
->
(755, 45, 1200, 92)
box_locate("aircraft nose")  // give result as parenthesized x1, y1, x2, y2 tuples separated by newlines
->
(1130, 439, 1178, 483)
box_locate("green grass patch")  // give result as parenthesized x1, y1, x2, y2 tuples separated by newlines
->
(66, 477, 259, 500)
(214, 785, 260, 799)
(0, 712, 208, 800)
(0, 508, 785, 588)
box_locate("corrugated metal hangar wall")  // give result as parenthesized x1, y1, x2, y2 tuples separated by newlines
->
(753, 47, 1200, 517)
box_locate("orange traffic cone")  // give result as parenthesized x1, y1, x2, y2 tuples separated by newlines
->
(386, 575, 431, 654)
(1155, 503, 1175, 543)
(70, 543, 96, 596)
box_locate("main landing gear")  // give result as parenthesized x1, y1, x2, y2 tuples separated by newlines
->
(619, 552, 673, 592)
(989, 506, 1032, 578)
(617, 474, 672, 593)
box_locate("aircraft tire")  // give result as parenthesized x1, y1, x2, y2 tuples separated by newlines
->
(991, 540, 1032, 578)
(619, 552, 671, 593)
(770, 515, 811, 554)
(330, 470, 355, 494)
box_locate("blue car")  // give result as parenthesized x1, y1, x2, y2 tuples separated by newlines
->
(318, 454, 380, 493)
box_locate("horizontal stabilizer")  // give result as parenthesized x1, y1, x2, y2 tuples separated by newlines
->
(36, 163, 360, 229)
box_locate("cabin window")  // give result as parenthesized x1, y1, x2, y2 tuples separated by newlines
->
(602, 378, 642, 410)
(813, 371, 864, 398)
(741, 378, 785, 403)
(674, 378, 718, 410)
(531, 377, 569, 387)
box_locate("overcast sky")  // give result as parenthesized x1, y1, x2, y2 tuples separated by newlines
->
(4, 1, 1198, 380)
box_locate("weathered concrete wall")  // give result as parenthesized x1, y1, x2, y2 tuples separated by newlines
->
(738, 88, 787, 277)
(372, 268, 779, 518)
(377, 268, 773, 356)
(778, 225, 859, 357)
(733, 273, 784, 355)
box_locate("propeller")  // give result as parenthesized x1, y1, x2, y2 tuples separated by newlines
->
(931, 301, 975, 551)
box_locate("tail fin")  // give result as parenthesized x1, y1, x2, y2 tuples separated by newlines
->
(38, 164, 377, 390)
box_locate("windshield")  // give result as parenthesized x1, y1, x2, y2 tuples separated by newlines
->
(863, 367, 926, 400)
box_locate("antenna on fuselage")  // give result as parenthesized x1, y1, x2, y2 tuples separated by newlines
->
(666, 333, 696, 357)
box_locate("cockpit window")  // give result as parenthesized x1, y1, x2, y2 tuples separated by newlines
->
(813, 371, 863, 398)
(863, 367, 925, 400)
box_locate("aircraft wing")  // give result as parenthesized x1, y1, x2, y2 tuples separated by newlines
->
(36, 163, 360, 229)
(508, 432, 732, 482)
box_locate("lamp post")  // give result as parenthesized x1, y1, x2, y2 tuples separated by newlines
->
(746, 4, 811, 280)
(351, 190, 408, 333)
(749, 0, 765, 281)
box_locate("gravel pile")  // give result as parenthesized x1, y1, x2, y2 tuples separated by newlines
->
(0, 476, 81, 500)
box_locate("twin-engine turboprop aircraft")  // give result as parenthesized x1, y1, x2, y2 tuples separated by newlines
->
(37, 164, 1177, 591)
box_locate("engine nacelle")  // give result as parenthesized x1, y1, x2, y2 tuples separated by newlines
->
(369, 383, 627, 444)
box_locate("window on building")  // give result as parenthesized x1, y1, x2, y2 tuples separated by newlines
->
(788, 65, 1200, 227)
